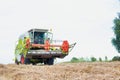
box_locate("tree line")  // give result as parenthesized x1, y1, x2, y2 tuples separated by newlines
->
(70, 56, 120, 63)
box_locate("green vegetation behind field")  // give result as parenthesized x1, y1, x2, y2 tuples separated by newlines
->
(69, 56, 120, 63)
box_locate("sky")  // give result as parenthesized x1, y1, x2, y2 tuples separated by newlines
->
(0, 0, 120, 64)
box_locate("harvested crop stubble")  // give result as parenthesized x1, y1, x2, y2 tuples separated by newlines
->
(0, 62, 120, 80)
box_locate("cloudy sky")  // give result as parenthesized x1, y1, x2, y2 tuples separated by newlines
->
(0, 0, 120, 64)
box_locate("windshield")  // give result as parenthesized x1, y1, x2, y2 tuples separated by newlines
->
(44, 32, 53, 43)
(34, 32, 45, 44)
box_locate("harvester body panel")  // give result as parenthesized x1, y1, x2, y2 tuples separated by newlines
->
(15, 29, 76, 65)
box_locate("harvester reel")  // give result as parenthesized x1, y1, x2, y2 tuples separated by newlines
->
(44, 40, 50, 51)
(61, 40, 69, 53)
(25, 39, 30, 49)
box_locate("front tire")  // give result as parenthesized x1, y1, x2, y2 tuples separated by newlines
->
(20, 55, 25, 64)
(25, 58, 30, 64)
(20, 55, 30, 64)
(47, 58, 54, 65)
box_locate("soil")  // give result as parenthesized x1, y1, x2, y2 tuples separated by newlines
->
(0, 62, 120, 80)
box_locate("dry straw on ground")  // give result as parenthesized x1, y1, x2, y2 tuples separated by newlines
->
(0, 62, 120, 80)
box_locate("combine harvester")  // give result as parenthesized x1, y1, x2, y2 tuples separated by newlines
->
(15, 29, 76, 65)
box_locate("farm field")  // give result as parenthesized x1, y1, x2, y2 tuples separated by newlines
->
(0, 62, 120, 80)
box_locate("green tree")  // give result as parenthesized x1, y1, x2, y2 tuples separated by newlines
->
(99, 57, 102, 62)
(105, 56, 108, 61)
(71, 57, 79, 62)
(90, 57, 97, 62)
(112, 56, 120, 61)
(112, 13, 120, 53)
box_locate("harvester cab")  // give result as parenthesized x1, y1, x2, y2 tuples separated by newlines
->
(29, 29, 52, 44)
(15, 29, 76, 65)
